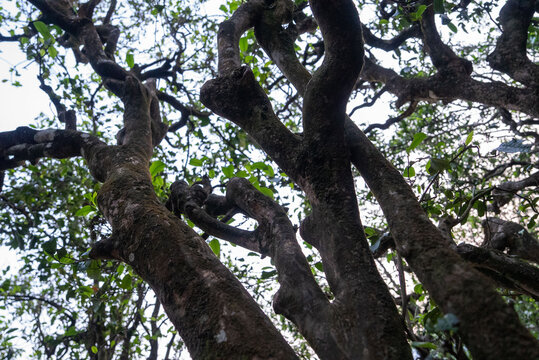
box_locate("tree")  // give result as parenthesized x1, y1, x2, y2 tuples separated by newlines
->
(0, 0, 538, 358)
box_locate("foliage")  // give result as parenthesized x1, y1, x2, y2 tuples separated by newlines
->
(0, 0, 537, 359)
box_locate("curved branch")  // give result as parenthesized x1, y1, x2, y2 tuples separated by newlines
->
(167, 177, 342, 359)
(37, 75, 77, 130)
(487, 0, 539, 88)
(215, 0, 267, 75)
(457, 244, 539, 300)
(361, 58, 539, 117)
(249, 6, 539, 356)
(303, 0, 363, 139)
(166, 179, 263, 254)
(362, 23, 421, 51)
(225, 178, 339, 359)
(419, 1, 473, 76)
(200, 0, 301, 177)
(491, 171, 539, 212)
(364, 101, 418, 133)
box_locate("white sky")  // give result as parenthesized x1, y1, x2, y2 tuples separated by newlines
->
(0, 42, 51, 131)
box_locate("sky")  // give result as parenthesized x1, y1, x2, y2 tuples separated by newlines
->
(0, 42, 51, 131)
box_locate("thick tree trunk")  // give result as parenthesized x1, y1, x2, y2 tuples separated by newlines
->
(83, 78, 298, 360)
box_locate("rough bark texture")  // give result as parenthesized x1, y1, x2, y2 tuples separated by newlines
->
(487, 0, 539, 88)
(201, 0, 412, 358)
(240, 0, 539, 358)
(85, 78, 299, 359)
(2, 0, 539, 359)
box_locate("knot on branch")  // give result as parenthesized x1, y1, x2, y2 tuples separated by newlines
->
(201, 66, 271, 123)
(167, 176, 216, 216)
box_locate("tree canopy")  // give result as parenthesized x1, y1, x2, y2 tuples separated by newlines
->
(0, 0, 538, 359)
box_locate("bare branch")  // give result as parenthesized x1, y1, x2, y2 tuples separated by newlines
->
(0, 127, 104, 171)
(491, 171, 539, 212)
(364, 101, 418, 133)
(303, 0, 363, 139)
(362, 23, 421, 51)
(487, 0, 539, 87)
(419, 1, 473, 76)
(457, 244, 539, 300)
(37, 75, 77, 130)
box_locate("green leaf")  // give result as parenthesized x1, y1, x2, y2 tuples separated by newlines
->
(447, 22, 458, 33)
(364, 227, 376, 236)
(474, 200, 486, 217)
(208, 239, 220, 257)
(91, 346, 98, 354)
(189, 158, 203, 167)
(424, 306, 442, 332)
(119, 274, 132, 290)
(251, 162, 267, 171)
(57, 247, 68, 259)
(126, 52, 135, 68)
(47, 46, 58, 58)
(314, 262, 324, 272)
(429, 158, 450, 173)
(222, 165, 234, 178)
(259, 187, 273, 198)
(42, 239, 56, 255)
(407, 132, 427, 153)
(403, 166, 415, 177)
(260, 270, 277, 279)
(86, 260, 101, 280)
(149, 160, 166, 176)
(151, 5, 164, 15)
(435, 313, 459, 331)
(64, 326, 78, 337)
(33, 21, 52, 40)
(75, 205, 94, 217)
(117, 264, 125, 274)
(239, 37, 248, 53)
(411, 341, 437, 350)
(416, 5, 427, 17)
(464, 131, 474, 145)
(219, 4, 228, 12)
(434, 0, 444, 13)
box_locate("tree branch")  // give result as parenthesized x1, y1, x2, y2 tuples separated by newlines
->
(491, 171, 539, 212)
(482, 217, 539, 263)
(167, 176, 343, 358)
(303, 0, 363, 140)
(457, 244, 539, 300)
(361, 57, 539, 117)
(0, 127, 105, 172)
(200, 0, 301, 176)
(362, 23, 421, 51)
(248, 4, 539, 355)
(419, 1, 473, 76)
(487, 0, 539, 88)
